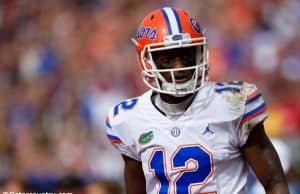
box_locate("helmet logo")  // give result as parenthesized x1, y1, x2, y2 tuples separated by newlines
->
(172, 34, 183, 41)
(189, 18, 201, 33)
(136, 27, 157, 40)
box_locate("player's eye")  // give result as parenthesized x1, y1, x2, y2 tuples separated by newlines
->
(152, 53, 172, 69)
(157, 62, 173, 69)
(182, 56, 195, 67)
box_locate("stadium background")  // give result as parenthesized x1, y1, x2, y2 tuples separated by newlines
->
(0, 0, 299, 193)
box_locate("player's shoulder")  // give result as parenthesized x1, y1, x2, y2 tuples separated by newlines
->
(106, 96, 140, 125)
(105, 90, 151, 129)
(212, 81, 260, 99)
(194, 81, 262, 121)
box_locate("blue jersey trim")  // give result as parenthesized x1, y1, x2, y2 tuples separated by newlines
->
(242, 103, 266, 119)
(245, 93, 262, 105)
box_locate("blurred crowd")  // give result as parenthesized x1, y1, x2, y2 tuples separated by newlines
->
(0, 0, 299, 193)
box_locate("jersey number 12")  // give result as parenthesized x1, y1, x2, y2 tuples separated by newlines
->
(149, 144, 214, 194)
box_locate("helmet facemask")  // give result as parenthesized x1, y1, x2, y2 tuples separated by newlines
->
(140, 34, 209, 96)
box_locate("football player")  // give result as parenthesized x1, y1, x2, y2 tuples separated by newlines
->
(105, 7, 289, 194)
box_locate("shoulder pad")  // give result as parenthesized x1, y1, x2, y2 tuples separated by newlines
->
(106, 97, 139, 128)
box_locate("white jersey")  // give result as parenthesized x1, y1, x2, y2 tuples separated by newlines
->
(105, 81, 268, 194)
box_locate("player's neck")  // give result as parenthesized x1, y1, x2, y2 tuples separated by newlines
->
(152, 92, 196, 120)
(159, 93, 194, 104)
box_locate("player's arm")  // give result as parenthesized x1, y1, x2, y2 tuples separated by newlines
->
(122, 155, 146, 194)
(241, 122, 289, 194)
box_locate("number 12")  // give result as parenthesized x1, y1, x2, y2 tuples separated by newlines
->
(149, 145, 214, 194)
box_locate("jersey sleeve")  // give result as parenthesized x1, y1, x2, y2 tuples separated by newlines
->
(237, 83, 268, 147)
(105, 108, 141, 161)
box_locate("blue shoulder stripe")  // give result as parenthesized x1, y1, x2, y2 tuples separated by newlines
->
(242, 103, 266, 119)
(246, 93, 262, 105)
(107, 134, 120, 140)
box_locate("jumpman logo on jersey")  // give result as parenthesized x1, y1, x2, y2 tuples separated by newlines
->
(203, 124, 215, 135)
